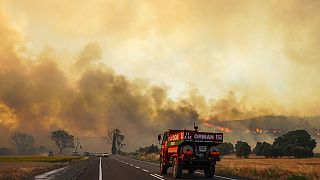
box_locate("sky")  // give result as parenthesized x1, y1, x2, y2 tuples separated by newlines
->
(0, 0, 319, 151)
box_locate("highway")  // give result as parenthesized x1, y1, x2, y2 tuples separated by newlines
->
(76, 155, 245, 180)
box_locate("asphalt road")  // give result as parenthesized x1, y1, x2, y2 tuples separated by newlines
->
(76, 155, 246, 180)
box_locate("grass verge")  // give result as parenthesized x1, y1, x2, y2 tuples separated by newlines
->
(0, 156, 87, 180)
(0, 156, 85, 163)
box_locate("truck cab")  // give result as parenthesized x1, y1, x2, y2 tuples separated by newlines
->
(158, 127, 223, 178)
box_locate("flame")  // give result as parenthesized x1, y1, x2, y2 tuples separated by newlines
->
(203, 122, 215, 127)
(202, 122, 232, 133)
(218, 127, 232, 133)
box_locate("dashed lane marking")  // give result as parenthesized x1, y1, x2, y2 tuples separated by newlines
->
(114, 156, 239, 180)
(195, 172, 238, 180)
(215, 175, 238, 180)
(113, 157, 237, 180)
(150, 174, 165, 180)
(116, 155, 158, 166)
(111, 157, 164, 180)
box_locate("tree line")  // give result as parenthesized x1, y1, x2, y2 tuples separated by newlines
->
(0, 129, 75, 155)
(217, 129, 317, 158)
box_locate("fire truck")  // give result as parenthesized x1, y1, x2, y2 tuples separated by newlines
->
(157, 126, 223, 178)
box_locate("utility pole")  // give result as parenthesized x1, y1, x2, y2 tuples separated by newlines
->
(74, 138, 83, 153)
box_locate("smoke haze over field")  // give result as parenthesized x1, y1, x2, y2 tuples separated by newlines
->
(0, 0, 320, 151)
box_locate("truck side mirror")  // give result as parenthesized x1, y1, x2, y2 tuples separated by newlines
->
(157, 135, 161, 144)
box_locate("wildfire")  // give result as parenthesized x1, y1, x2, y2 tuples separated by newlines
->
(202, 122, 289, 135)
(203, 122, 214, 127)
(218, 127, 232, 133)
(202, 122, 232, 133)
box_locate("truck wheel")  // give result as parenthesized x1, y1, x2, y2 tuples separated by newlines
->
(204, 165, 215, 178)
(188, 169, 195, 174)
(172, 158, 182, 178)
(160, 160, 168, 174)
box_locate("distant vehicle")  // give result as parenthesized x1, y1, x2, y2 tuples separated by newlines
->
(158, 125, 223, 178)
(102, 152, 109, 158)
(72, 152, 82, 156)
(83, 152, 91, 156)
(95, 153, 102, 157)
(48, 151, 53, 156)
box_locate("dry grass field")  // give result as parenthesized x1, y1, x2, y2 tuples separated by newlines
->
(0, 156, 85, 180)
(0, 155, 84, 163)
(216, 155, 320, 180)
(0, 162, 62, 180)
(133, 153, 320, 179)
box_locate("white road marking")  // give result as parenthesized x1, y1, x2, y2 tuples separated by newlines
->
(215, 175, 238, 180)
(35, 167, 67, 179)
(150, 174, 165, 180)
(196, 172, 238, 180)
(114, 156, 238, 180)
(116, 155, 158, 165)
(152, 174, 164, 178)
(99, 157, 102, 180)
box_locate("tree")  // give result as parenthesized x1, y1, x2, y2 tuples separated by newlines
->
(216, 142, 234, 156)
(291, 146, 313, 158)
(11, 132, 35, 154)
(107, 128, 125, 155)
(272, 130, 316, 158)
(111, 132, 117, 155)
(0, 147, 15, 155)
(235, 141, 251, 158)
(38, 145, 48, 153)
(50, 129, 74, 154)
(253, 142, 274, 158)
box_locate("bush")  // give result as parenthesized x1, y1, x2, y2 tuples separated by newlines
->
(291, 146, 313, 158)
(253, 142, 279, 158)
(135, 144, 159, 154)
(217, 142, 234, 156)
(287, 175, 308, 180)
(0, 147, 16, 155)
(235, 141, 251, 158)
(272, 130, 316, 158)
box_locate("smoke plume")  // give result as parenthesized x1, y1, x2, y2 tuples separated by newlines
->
(0, 0, 320, 151)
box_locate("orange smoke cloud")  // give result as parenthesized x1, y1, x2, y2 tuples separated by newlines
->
(0, 0, 320, 151)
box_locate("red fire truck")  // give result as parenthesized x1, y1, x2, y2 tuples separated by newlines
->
(157, 126, 223, 178)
